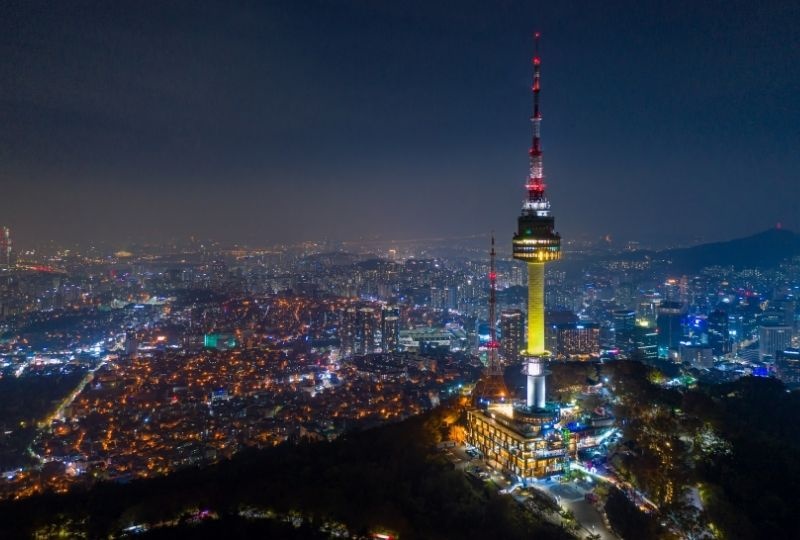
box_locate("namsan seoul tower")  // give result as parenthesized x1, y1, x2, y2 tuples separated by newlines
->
(513, 33, 561, 409)
(466, 33, 574, 479)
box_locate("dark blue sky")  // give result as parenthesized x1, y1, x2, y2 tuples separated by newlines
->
(1, 0, 798, 247)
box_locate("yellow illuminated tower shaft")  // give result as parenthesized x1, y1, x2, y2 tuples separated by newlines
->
(527, 262, 545, 354)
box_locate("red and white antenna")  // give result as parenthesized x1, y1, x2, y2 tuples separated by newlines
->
(524, 32, 549, 213)
(488, 234, 501, 375)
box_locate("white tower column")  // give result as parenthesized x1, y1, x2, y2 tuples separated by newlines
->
(524, 356, 546, 409)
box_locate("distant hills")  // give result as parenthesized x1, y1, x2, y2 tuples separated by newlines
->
(657, 228, 800, 272)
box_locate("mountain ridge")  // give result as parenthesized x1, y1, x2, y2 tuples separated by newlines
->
(657, 228, 800, 272)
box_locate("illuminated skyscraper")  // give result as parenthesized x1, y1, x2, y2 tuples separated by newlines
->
(633, 320, 659, 360)
(552, 323, 600, 360)
(340, 306, 357, 355)
(774, 297, 797, 330)
(707, 309, 731, 357)
(759, 324, 792, 361)
(613, 309, 636, 355)
(0, 226, 10, 270)
(500, 309, 524, 364)
(381, 306, 400, 352)
(657, 301, 686, 358)
(356, 307, 377, 354)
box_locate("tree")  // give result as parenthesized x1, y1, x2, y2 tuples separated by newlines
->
(448, 425, 466, 444)
(664, 500, 708, 540)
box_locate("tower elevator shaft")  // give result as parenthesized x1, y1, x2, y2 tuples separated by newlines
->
(526, 262, 545, 355)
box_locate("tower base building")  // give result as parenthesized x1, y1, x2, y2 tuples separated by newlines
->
(467, 402, 574, 480)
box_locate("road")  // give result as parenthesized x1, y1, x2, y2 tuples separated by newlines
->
(538, 478, 615, 540)
(445, 443, 618, 539)
(572, 462, 658, 513)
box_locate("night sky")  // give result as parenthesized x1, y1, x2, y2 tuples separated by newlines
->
(2, 1, 799, 248)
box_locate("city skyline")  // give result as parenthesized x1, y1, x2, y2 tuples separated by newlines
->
(2, 1, 799, 248)
(3, 4, 800, 539)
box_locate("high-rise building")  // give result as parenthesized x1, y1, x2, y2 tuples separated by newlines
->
(551, 323, 600, 360)
(612, 309, 636, 355)
(738, 301, 762, 341)
(633, 320, 658, 360)
(637, 292, 661, 327)
(774, 297, 797, 330)
(685, 315, 709, 346)
(726, 312, 742, 346)
(663, 277, 687, 303)
(0, 226, 11, 270)
(775, 349, 800, 387)
(356, 307, 377, 354)
(509, 264, 525, 287)
(381, 306, 400, 353)
(340, 306, 357, 355)
(444, 286, 457, 311)
(759, 308, 785, 327)
(124, 332, 139, 357)
(759, 324, 793, 361)
(545, 310, 579, 353)
(381, 316, 399, 352)
(680, 344, 714, 369)
(500, 309, 524, 364)
(707, 309, 730, 357)
(430, 286, 443, 310)
(657, 301, 686, 358)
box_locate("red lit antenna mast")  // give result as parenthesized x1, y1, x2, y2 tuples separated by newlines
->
(526, 31, 546, 204)
(488, 234, 501, 376)
(472, 234, 509, 405)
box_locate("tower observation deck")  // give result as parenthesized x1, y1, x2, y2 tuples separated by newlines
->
(512, 33, 561, 408)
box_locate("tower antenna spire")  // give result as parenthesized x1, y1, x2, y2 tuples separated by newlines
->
(526, 31, 547, 207)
